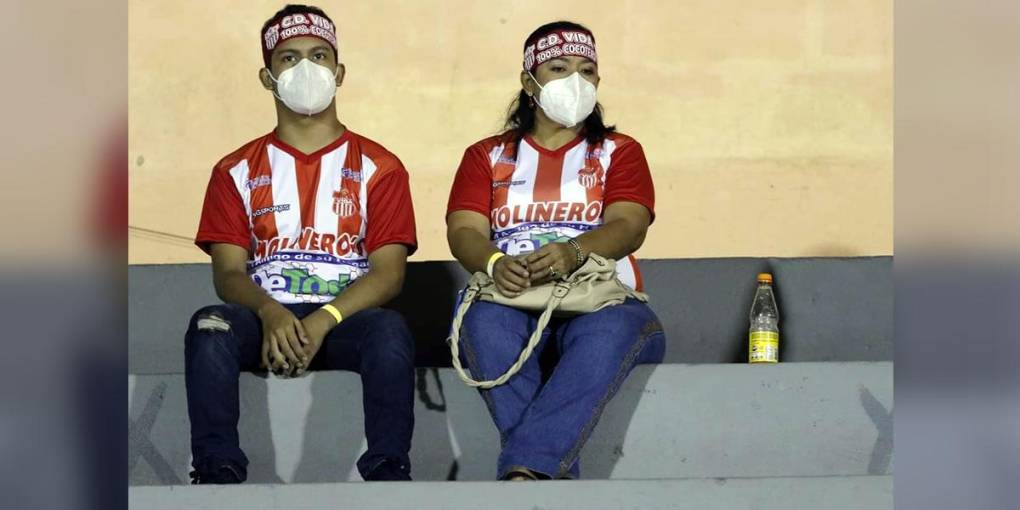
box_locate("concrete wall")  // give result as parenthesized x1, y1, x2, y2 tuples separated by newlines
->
(128, 0, 892, 264)
(129, 257, 892, 373)
(129, 363, 893, 485)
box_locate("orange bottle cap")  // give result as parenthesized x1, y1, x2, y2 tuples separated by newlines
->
(757, 273, 773, 283)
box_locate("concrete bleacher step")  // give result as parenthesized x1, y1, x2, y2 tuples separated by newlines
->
(129, 362, 892, 485)
(129, 475, 893, 510)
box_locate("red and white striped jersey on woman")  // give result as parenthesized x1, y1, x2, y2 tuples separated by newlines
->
(196, 129, 417, 304)
(447, 132, 654, 291)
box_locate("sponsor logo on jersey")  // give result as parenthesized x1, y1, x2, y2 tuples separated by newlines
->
(252, 267, 353, 297)
(490, 201, 603, 229)
(252, 203, 290, 217)
(254, 227, 363, 260)
(332, 189, 359, 217)
(245, 175, 273, 190)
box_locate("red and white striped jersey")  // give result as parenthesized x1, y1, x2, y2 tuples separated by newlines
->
(447, 132, 654, 290)
(196, 129, 417, 304)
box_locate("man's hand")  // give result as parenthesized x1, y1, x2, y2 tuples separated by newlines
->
(293, 309, 336, 376)
(526, 242, 579, 285)
(257, 301, 309, 376)
(493, 255, 531, 297)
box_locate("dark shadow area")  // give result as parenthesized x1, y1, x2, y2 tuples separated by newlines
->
(388, 261, 471, 367)
(410, 368, 460, 480)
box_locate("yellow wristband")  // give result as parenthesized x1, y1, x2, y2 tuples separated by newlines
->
(486, 252, 506, 278)
(321, 304, 343, 324)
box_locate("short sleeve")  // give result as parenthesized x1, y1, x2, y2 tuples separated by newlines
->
(446, 144, 493, 219)
(604, 141, 656, 222)
(365, 165, 418, 256)
(195, 166, 251, 255)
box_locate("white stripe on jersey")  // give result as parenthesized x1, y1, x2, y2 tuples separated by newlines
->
(358, 155, 380, 240)
(508, 142, 539, 206)
(559, 141, 590, 205)
(227, 159, 253, 230)
(313, 143, 349, 233)
(266, 144, 302, 237)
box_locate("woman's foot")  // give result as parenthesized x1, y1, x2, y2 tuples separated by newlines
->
(503, 468, 539, 481)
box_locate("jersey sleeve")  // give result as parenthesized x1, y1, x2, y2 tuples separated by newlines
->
(604, 140, 656, 223)
(365, 164, 418, 256)
(446, 144, 492, 219)
(195, 166, 251, 255)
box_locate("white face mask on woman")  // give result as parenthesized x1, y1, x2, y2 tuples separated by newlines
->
(268, 58, 339, 116)
(529, 71, 597, 128)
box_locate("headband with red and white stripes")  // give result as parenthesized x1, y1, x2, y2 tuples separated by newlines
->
(523, 29, 598, 73)
(262, 12, 338, 65)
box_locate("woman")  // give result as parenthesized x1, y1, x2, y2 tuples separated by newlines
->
(445, 21, 666, 480)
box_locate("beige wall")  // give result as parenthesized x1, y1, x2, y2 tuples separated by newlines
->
(129, 0, 891, 264)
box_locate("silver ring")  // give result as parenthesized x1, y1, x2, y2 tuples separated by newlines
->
(548, 267, 561, 280)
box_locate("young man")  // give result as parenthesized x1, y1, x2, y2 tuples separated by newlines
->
(186, 4, 417, 483)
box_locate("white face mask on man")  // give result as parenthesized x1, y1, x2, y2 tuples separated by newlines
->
(529, 71, 598, 128)
(268, 58, 339, 116)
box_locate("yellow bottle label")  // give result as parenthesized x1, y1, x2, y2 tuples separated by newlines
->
(749, 331, 779, 363)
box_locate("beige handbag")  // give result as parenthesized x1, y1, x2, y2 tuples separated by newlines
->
(448, 254, 647, 389)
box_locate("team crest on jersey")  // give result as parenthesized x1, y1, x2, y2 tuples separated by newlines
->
(332, 189, 358, 217)
(578, 167, 601, 189)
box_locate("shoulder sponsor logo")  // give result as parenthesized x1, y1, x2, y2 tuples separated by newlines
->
(252, 203, 290, 217)
(245, 175, 273, 190)
(340, 167, 362, 182)
(493, 179, 527, 189)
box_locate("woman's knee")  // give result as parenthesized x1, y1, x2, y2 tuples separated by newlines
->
(565, 302, 664, 358)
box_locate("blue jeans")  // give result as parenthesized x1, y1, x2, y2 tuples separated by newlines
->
(457, 298, 665, 479)
(184, 303, 415, 481)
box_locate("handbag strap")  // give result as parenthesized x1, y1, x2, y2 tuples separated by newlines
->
(448, 281, 572, 389)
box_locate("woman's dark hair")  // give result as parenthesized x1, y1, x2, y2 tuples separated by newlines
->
(504, 21, 615, 144)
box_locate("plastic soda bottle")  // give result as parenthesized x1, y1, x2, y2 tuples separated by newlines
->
(749, 273, 779, 363)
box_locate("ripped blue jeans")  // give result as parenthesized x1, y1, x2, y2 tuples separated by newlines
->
(184, 303, 415, 481)
(457, 298, 665, 479)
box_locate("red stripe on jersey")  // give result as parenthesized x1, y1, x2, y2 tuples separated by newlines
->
(249, 148, 279, 241)
(491, 144, 517, 211)
(584, 143, 606, 204)
(295, 157, 321, 229)
(534, 151, 563, 203)
(337, 141, 364, 241)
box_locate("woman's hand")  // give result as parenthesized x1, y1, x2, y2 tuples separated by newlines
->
(493, 255, 531, 297)
(525, 242, 579, 285)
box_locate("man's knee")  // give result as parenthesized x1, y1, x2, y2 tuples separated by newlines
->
(358, 308, 415, 363)
(186, 305, 243, 362)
